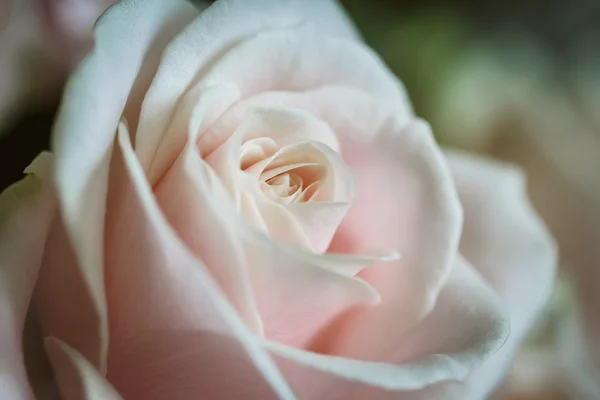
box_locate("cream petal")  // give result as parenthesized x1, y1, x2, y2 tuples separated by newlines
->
(241, 227, 381, 349)
(45, 338, 123, 400)
(440, 151, 557, 399)
(136, 0, 361, 175)
(144, 22, 410, 181)
(200, 106, 341, 158)
(264, 256, 508, 400)
(325, 118, 463, 361)
(224, 86, 402, 173)
(22, 304, 60, 399)
(173, 132, 379, 349)
(145, 82, 241, 185)
(246, 193, 314, 249)
(284, 202, 350, 253)
(34, 215, 104, 388)
(51, 0, 198, 370)
(0, 153, 55, 400)
(204, 107, 356, 250)
(104, 125, 295, 400)
(154, 132, 263, 334)
(204, 107, 341, 180)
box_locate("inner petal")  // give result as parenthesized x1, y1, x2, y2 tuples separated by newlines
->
(261, 163, 325, 204)
(205, 107, 356, 251)
(240, 137, 278, 170)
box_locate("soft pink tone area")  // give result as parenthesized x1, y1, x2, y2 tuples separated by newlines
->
(0, 1, 555, 399)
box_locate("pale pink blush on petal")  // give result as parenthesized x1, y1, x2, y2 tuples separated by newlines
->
(323, 119, 462, 361)
(263, 256, 508, 400)
(144, 24, 409, 183)
(45, 338, 123, 400)
(136, 0, 364, 176)
(154, 128, 263, 334)
(104, 125, 295, 400)
(34, 215, 104, 385)
(51, 0, 199, 371)
(159, 124, 378, 350)
(0, 153, 55, 400)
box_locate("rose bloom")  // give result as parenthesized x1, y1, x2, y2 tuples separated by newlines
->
(1, 1, 556, 399)
(430, 40, 600, 399)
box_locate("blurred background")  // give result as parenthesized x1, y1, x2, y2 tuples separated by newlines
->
(2, 0, 599, 399)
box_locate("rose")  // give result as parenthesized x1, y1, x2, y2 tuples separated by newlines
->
(428, 40, 600, 399)
(0, 0, 113, 133)
(1, 0, 556, 399)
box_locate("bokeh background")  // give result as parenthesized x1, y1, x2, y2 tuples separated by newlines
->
(2, 1, 600, 399)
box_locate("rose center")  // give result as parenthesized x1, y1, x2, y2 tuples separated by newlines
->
(239, 137, 326, 204)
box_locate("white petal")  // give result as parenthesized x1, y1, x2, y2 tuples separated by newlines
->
(51, 0, 198, 370)
(45, 338, 123, 400)
(0, 153, 55, 400)
(136, 0, 362, 175)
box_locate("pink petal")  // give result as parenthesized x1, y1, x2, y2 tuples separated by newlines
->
(22, 306, 61, 399)
(203, 106, 356, 252)
(156, 123, 378, 349)
(154, 129, 263, 334)
(34, 214, 104, 380)
(143, 23, 409, 183)
(45, 338, 123, 400)
(199, 104, 342, 158)
(136, 0, 363, 177)
(51, 0, 199, 370)
(104, 124, 295, 400)
(325, 118, 463, 361)
(0, 153, 55, 400)
(263, 256, 508, 399)
(241, 227, 381, 349)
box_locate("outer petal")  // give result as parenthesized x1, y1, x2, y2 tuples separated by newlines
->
(264, 256, 508, 400)
(50, 0, 198, 370)
(45, 338, 122, 400)
(0, 153, 55, 400)
(103, 125, 295, 400)
(170, 85, 456, 359)
(442, 151, 557, 399)
(325, 118, 463, 361)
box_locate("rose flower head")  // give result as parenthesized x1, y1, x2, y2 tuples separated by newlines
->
(1, 1, 556, 399)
